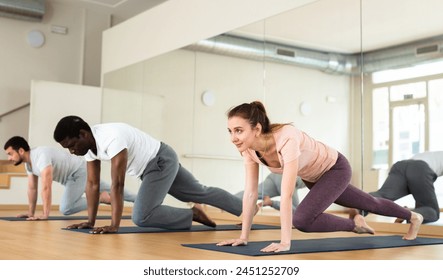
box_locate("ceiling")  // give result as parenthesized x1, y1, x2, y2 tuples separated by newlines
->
(55, 0, 443, 54)
(230, 0, 443, 53)
(53, 0, 167, 24)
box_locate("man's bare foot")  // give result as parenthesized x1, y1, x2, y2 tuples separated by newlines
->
(352, 214, 375, 234)
(403, 212, 423, 240)
(192, 206, 216, 228)
(262, 196, 273, 207)
(193, 203, 204, 212)
(99, 192, 111, 204)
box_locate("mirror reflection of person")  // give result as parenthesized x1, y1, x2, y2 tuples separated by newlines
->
(217, 101, 423, 253)
(53, 116, 243, 233)
(366, 151, 442, 224)
(235, 173, 306, 211)
(3, 136, 136, 220)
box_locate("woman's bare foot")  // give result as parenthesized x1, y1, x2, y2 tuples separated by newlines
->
(395, 206, 408, 224)
(403, 211, 423, 240)
(352, 214, 375, 234)
(99, 192, 111, 204)
(348, 208, 360, 220)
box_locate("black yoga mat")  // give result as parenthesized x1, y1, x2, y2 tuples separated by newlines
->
(182, 235, 443, 256)
(0, 215, 132, 221)
(63, 224, 280, 234)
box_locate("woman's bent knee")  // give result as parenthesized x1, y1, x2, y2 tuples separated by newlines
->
(292, 214, 311, 232)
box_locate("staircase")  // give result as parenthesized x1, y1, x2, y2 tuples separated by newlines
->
(0, 160, 27, 189)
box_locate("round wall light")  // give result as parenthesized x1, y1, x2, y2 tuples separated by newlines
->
(201, 90, 216, 106)
(299, 101, 312, 116)
(27, 30, 45, 48)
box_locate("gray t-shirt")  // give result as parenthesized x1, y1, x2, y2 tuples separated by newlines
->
(25, 146, 84, 185)
(411, 151, 443, 177)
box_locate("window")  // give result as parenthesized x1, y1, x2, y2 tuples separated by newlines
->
(370, 61, 443, 168)
(429, 79, 443, 150)
(372, 60, 443, 84)
(390, 82, 426, 101)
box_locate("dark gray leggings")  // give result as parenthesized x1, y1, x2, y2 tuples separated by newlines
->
(370, 160, 439, 223)
(293, 153, 411, 232)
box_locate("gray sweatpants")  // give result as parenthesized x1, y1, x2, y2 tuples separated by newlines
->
(371, 159, 440, 223)
(131, 142, 243, 229)
(60, 164, 136, 215)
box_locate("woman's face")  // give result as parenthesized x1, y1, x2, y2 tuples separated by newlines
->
(227, 116, 259, 153)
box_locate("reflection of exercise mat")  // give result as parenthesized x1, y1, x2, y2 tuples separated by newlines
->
(64, 224, 280, 234)
(182, 235, 443, 256)
(0, 215, 132, 221)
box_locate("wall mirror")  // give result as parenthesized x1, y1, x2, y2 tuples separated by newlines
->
(101, 0, 363, 214)
(102, 0, 443, 222)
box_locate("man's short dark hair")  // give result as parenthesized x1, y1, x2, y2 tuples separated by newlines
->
(4, 136, 30, 151)
(53, 115, 92, 143)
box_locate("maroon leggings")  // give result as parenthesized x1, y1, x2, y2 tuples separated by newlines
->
(292, 153, 411, 232)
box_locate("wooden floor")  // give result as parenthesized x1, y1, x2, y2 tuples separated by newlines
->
(0, 206, 442, 260)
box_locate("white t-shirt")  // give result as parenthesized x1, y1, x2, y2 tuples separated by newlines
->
(411, 151, 443, 177)
(25, 146, 84, 185)
(84, 123, 161, 178)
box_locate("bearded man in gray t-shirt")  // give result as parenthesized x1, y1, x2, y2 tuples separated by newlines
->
(4, 136, 136, 220)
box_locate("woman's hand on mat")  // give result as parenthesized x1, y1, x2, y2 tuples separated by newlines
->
(260, 242, 290, 253)
(216, 238, 248, 247)
(66, 222, 94, 230)
(89, 225, 118, 234)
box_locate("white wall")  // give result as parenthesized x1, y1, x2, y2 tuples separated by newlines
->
(101, 87, 165, 196)
(0, 0, 111, 159)
(0, 80, 103, 205)
(28, 80, 103, 147)
(0, 176, 41, 205)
